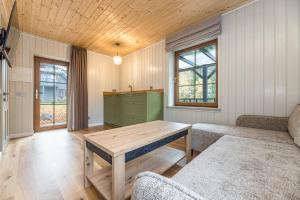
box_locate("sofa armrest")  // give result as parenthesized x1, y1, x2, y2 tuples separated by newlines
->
(131, 172, 205, 200)
(236, 115, 288, 132)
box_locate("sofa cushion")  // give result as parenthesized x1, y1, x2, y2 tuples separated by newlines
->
(192, 123, 293, 152)
(236, 115, 288, 132)
(131, 171, 205, 200)
(173, 135, 300, 200)
(288, 104, 300, 146)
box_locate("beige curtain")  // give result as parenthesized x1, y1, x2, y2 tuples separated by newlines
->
(67, 46, 88, 131)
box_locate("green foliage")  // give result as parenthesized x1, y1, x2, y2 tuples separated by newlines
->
(178, 66, 216, 103)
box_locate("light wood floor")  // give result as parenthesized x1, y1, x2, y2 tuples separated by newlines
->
(0, 126, 186, 200)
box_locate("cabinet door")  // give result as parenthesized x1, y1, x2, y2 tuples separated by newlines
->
(146, 93, 163, 121)
(104, 95, 120, 125)
(120, 93, 146, 125)
(104, 95, 113, 124)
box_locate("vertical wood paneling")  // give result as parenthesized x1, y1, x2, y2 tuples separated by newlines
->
(253, 0, 264, 115)
(236, 8, 246, 119)
(9, 33, 71, 137)
(220, 15, 229, 124)
(228, 13, 237, 124)
(120, 41, 165, 91)
(286, 0, 300, 115)
(244, 3, 254, 115)
(120, 0, 300, 125)
(10, 33, 118, 136)
(274, 0, 287, 116)
(263, 0, 275, 115)
(87, 51, 119, 126)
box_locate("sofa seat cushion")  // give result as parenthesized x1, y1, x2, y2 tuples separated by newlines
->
(173, 135, 300, 200)
(192, 123, 293, 152)
(131, 171, 205, 200)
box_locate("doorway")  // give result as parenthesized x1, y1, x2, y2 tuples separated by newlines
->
(34, 56, 68, 132)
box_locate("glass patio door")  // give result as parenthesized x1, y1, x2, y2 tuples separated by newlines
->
(34, 56, 68, 132)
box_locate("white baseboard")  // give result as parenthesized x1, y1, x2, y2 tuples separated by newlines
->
(10, 132, 34, 139)
(88, 122, 103, 127)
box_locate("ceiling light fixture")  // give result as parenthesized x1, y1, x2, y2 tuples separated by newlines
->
(113, 43, 122, 65)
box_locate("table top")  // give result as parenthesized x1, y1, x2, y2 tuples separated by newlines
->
(84, 120, 191, 157)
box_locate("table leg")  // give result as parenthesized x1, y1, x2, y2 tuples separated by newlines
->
(185, 128, 192, 162)
(112, 154, 125, 200)
(84, 141, 94, 188)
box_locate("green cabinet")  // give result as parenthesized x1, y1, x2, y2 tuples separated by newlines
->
(103, 94, 120, 125)
(104, 91, 163, 126)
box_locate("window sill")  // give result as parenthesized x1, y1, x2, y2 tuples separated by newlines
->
(166, 106, 221, 112)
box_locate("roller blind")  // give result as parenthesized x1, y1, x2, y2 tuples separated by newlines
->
(166, 16, 221, 52)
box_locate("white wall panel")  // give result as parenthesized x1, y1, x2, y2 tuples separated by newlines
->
(286, 0, 300, 115)
(244, 3, 255, 115)
(274, 0, 287, 116)
(253, 0, 264, 115)
(87, 51, 119, 126)
(9, 33, 71, 137)
(263, 0, 275, 116)
(120, 0, 300, 125)
(10, 33, 118, 136)
(120, 41, 165, 91)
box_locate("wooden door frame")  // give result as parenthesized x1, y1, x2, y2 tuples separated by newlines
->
(33, 56, 69, 132)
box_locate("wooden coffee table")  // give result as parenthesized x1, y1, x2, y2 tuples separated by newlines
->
(83, 120, 192, 200)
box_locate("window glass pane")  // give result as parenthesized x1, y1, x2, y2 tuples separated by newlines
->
(205, 45, 216, 58)
(40, 63, 54, 82)
(37, 58, 68, 129)
(179, 86, 195, 102)
(40, 82, 54, 104)
(207, 83, 216, 102)
(179, 70, 195, 86)
(207, 65, 216, 84)
(195, 70, 203, 85)
(178, 50, 195, 70)
(196, 44, 216, 66)
(55, 83, 67, 104)
(54, 105, 67, 125)
(176, 41, 217, 106)
(40, 105, 54, 127)
(195, 85, 203, 100)
(196, 51, 214, 65)
(55, 65, 68, 83)
(208, 73, 216, 84)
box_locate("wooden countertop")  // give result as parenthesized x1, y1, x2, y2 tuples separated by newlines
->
(103, 89, 163, 96)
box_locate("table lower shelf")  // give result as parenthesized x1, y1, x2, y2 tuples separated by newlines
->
(87, 146, 185, 200)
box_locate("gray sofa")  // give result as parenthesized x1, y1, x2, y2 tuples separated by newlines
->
(131, 104, 300, 200)
(191, 115, 292, 153)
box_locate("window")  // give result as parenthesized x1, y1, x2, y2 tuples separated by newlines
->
(175, 39, 218, 107)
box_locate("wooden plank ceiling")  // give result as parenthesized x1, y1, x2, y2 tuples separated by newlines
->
(0, 0, 14, 26)
(6, 0, 250, 56)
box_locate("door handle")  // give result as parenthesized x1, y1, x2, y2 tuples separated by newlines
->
(2, 92, 8, 101)
(35, 89, 39, 99)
